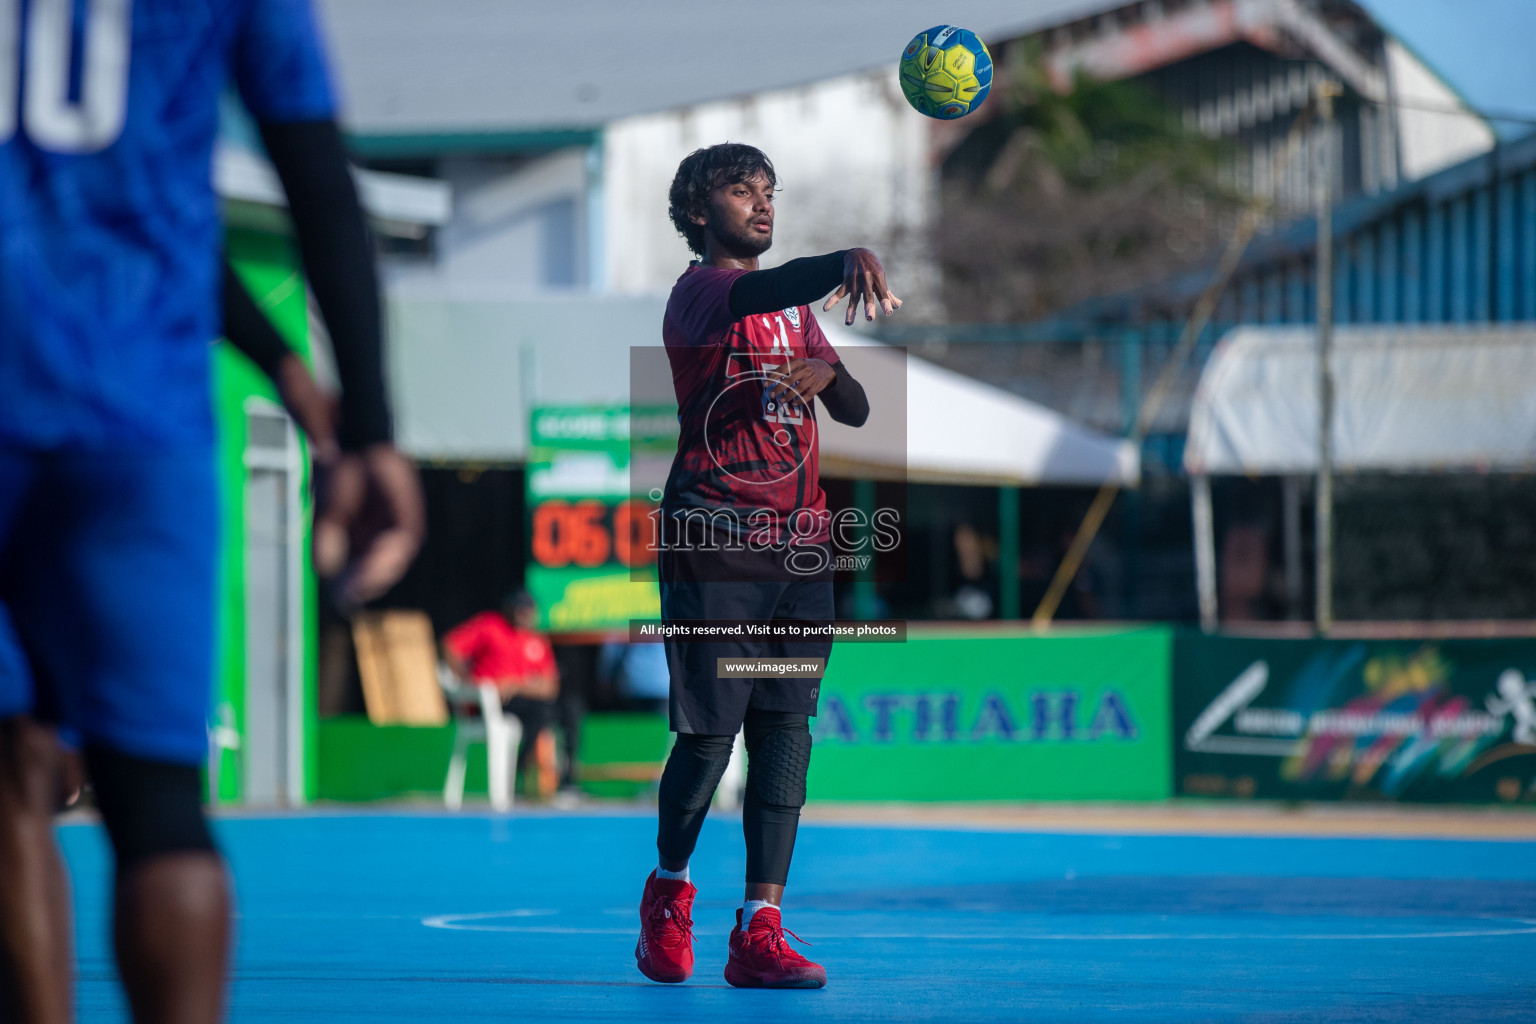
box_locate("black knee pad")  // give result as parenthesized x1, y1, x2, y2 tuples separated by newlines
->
(745, 716, 811, 809)
(85, 747, 216, 872)
(659, 733, 734, 811)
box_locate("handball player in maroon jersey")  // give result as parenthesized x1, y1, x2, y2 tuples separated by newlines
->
(634, 143, 898, 989)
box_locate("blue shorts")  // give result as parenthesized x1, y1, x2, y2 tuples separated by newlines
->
(0, 446, 217, 766)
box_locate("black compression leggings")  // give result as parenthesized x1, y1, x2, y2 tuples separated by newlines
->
(656, 709, 812, 887)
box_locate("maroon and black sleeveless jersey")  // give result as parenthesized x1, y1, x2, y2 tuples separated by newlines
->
(662, 263, 841, 544)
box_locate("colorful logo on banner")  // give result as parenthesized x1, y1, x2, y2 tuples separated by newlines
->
(525, 405, 675, 632)
(1175, 635, 1536, 803)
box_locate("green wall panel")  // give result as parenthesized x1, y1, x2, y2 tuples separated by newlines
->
(808, 627, 1174, 801)
(213, 227, 318, 803)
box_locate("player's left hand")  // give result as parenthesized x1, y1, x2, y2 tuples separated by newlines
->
(313, 444, 426, 609)
(765, 357, 837, 407)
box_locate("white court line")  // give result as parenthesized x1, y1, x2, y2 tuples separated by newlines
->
(422, 911, 1536, 941)
(423, 909, 559, 925)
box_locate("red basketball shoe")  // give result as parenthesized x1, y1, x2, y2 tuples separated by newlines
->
(635, 871, 696, 983)
(723, 906, 827, 989)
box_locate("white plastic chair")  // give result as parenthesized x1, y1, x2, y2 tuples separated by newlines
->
(438, 663, 522, 812)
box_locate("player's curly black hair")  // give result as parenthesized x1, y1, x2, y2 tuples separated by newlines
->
(668, 143, 778, 257)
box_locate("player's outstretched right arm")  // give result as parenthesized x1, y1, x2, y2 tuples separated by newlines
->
(730, 248, 902, 326)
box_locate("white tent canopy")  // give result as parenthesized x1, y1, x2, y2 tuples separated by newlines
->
(1185, 325, 1536, 476)
(1183, 324, 1536, 630)
(815, 323, 1138, 486)
(386, 294, 1138, 487)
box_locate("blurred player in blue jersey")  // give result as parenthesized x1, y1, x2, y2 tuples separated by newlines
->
(0, 2, 424, 1022)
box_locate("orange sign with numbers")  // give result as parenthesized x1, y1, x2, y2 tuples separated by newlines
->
(530, 499, 657, 570)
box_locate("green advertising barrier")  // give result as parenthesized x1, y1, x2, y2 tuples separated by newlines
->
(315, 629, 1172, 803)
(315, 713, 670, 802)
(808, 626, 1173, 801)
(525, 405, 673, 632)
(1173, 632, 1536, 803)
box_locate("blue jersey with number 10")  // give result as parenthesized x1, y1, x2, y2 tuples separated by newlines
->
(0, 0, 335, 447)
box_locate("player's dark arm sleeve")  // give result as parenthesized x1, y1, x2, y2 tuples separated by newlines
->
(258, 119, 392, 449)
(222, 258, 294, 382)
(818, 360, 869, 427)
(728, 251, 847, 319)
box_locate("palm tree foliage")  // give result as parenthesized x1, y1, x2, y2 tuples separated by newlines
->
(938, 50, 1246, 322)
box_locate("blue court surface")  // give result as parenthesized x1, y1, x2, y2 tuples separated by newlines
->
(60, 810, 1536, 1023)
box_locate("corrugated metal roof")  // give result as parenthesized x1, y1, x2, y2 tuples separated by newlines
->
(1043, 127, 1536, 326)
(315, 0, 1118, 135)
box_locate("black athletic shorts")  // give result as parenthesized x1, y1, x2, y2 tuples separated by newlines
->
(659, 539, 833, 735)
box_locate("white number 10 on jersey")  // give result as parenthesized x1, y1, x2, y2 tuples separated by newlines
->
(0, 0, 132, 153)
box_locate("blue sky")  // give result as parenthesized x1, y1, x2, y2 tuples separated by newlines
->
(1359, 0, 1536, 136)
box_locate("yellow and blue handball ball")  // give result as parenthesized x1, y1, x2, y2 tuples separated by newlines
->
(899, 25, 993, 119)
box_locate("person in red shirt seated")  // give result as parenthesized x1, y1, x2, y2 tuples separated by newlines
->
(441, 590, 560, 785)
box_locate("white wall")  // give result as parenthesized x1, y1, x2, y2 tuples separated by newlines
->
(1386, 38, 1494, 183)
(384, 148, 590, 295)
(601, 69, 936, 310)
